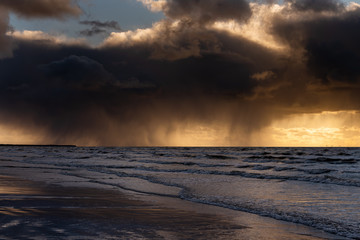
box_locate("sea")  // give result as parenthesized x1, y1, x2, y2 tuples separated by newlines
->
(0, 146, 359, 239)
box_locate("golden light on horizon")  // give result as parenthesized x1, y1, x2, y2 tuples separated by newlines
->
(0, 111, 360, 147)
(265, 111, 360, 147)
(0, 124, 43, 145)
(168, 123, 231, 147)
(166, 111, 360, 147)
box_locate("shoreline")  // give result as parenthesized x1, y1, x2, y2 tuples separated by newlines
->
(0, 174, 347, 240)
(0, 175, 246, 239)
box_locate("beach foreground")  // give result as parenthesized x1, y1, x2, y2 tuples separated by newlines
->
(0, 174, 344, 240)
(0, 175, 246, 239)
(1, 146, 359, 239)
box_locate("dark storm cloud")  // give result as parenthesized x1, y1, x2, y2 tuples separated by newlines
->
(2, 1, 360, 145)
(163, 0, 252, 23)
(0, 8, 12, 58)
(0, 0, 81, 58)
(273, 8, 360, 84)
(285, 0, 344, 12)
(39, 55, 116, 89)
(0, 26, 285, 145)
(0, 0, 81, 19)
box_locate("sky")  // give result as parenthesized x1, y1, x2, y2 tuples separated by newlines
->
(1, 0, 360, 147)
(8, 0, 164, 44)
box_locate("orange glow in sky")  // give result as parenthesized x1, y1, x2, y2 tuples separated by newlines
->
(264, 111, 360, 147)
(1, 110, 360, 147)
(168, 111, 360, 147)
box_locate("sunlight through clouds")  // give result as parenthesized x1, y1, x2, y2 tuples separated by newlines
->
(1, 0, 360, 146)
(267, 111, 360, 146)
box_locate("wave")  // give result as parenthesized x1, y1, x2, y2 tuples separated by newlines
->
(7, 156, 358, 188)
(82, 165, 360, 187)
(180, 191, 360, 239)
(309, 157, 358, 164)
(3, 153, 358, 188)
(205, 154, 236, 160)
(1, 146, 360, 240)
(244, 156, 359, 164)
(60, 167, 360, 239)
(49, 165, 360, 240)
(135, 159, 232, 168)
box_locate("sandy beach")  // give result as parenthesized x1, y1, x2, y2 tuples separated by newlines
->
(0, 175, 244, 239)
(0, 174, 345, 240)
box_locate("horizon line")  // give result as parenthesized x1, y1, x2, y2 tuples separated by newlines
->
(0, 144, 359, 148)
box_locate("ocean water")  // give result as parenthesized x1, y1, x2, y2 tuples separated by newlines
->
(0, 146, 359, 239)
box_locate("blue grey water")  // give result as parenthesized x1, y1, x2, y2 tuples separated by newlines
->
(0, 147, 359, 239)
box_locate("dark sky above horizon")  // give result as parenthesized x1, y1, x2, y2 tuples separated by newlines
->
(1, 0, 360, 146)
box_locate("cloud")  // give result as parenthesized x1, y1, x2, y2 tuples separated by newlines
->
(39, 55, 116, 89)
(0, 0, 81, 19)
(163, 0, 252, 23)
(8, 30, 86, 45)
(139, 0, 252, 24)
(79, 27, 107, 37)
(137, 0, 167, 12)
(0, 7, 12, 58)
(103, 19, 222, 60)
(79, 20, 121, 37)
(80, 20, 121, 30)
(1, 1, 360, 146)
(0, 0, 82, 59)
(273, 5, 360, 84)
(285, 0, 345, 12)
(0, 27, 284, 145)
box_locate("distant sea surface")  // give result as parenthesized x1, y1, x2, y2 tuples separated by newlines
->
(0, 147, 359, 239)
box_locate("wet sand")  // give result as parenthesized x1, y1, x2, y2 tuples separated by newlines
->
(0, 175, 247, 239)
(0, 175, 346, 239)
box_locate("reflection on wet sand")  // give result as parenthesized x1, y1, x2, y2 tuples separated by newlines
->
(0, 176, 245, 239)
